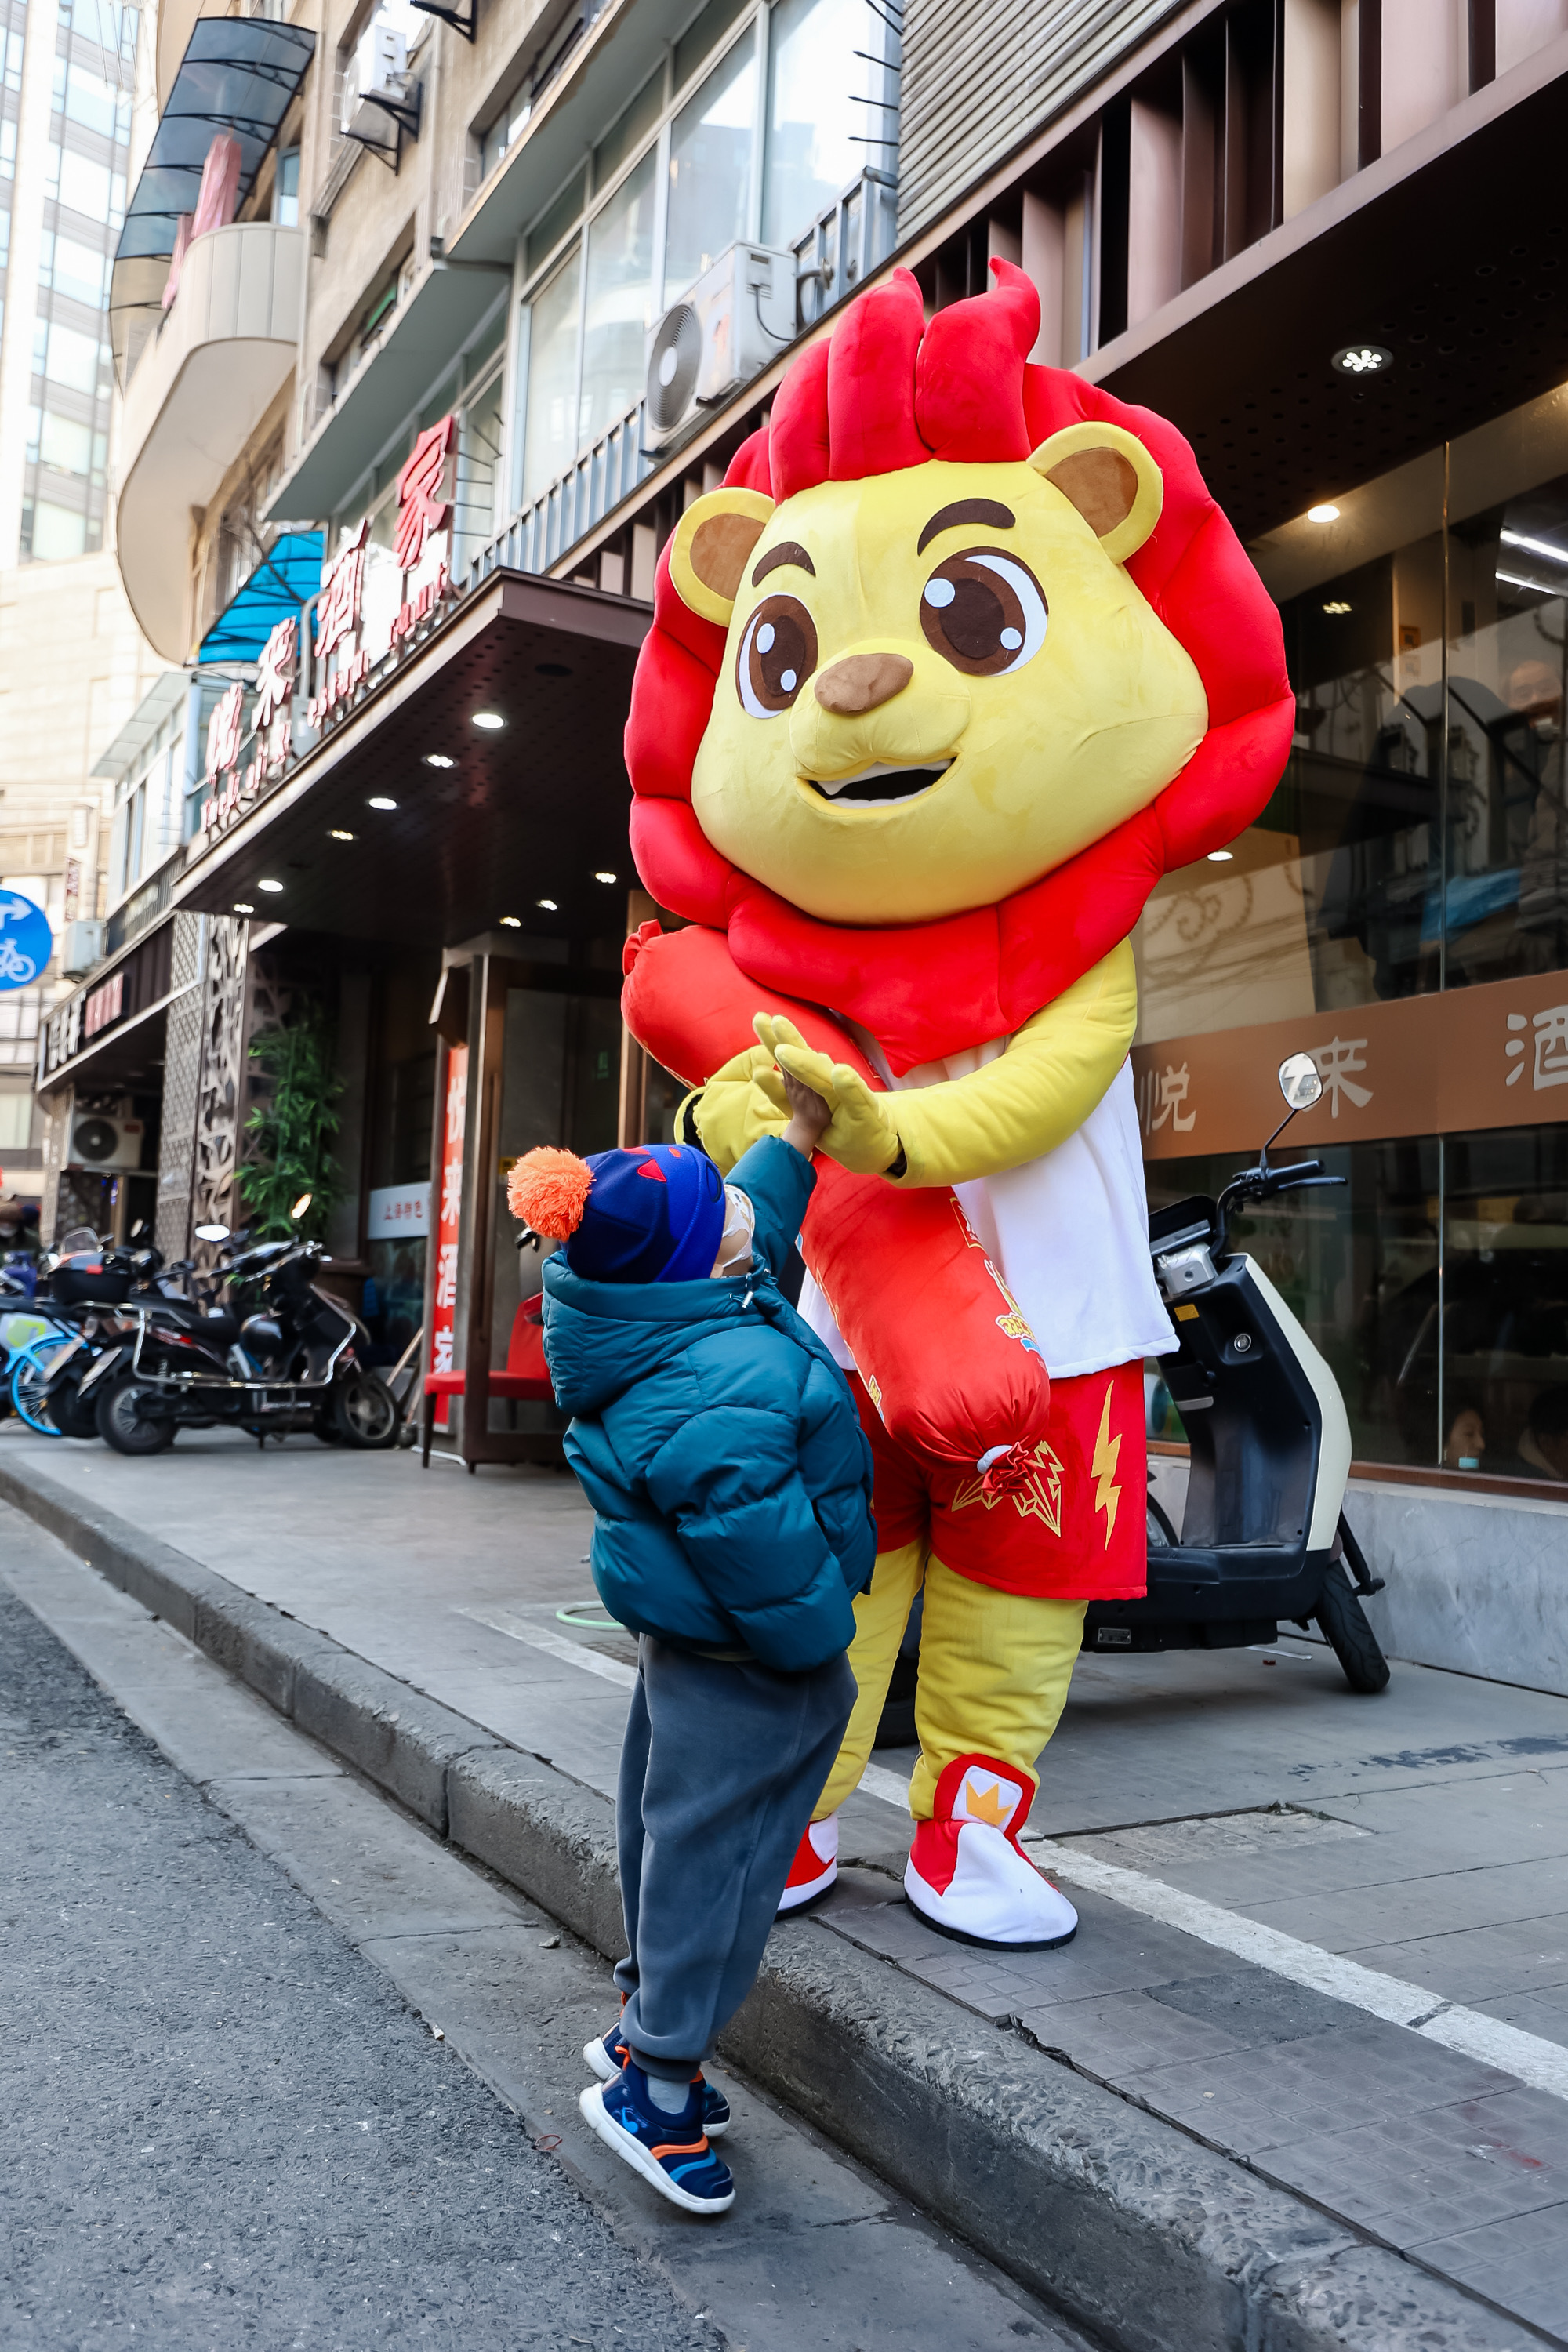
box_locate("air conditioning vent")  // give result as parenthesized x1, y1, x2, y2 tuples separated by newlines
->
(648, 303, 702, 434)
(644, 245, 797, 452)
(69, 1112, 144, 1171)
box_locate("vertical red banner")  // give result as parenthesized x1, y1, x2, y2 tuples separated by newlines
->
(429, 1044, 468, 1431)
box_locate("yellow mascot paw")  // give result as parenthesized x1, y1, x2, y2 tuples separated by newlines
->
(753, 1014, 900, 1175)
(692, 1044, 786, 1173)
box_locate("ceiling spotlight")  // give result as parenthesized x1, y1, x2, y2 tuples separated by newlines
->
(368, 794, 397, 810)
(499, 915, 522, 928)
(258, 878, 285, 893)
(233, 901, 256, 913)
(1207, 849, 1234, 863)
(536, 897, 558, 911)
(423, 753, 456, 768)
(593, 869, 618, 884)
(1322, 599, 1352, 615)
(329, 828, 355, 840)
(1308, 503, 1341, 524)
(1331, 343, 1392, 376)
(472, 710, 506, 731)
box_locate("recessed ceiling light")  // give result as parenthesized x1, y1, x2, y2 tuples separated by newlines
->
(1322, 599, 1352, 615)
(593, 869, 618, 884)
(536, 897, 558, 911)
(472, 710, 505, 731)
(499, 916, 522, 928)
(1332, 343, 1392, 376)
(329, 828, 355, 840)
(1207, 849, 1234, 863)
(1308, 503, 1341, 524)
(258, 878, 285, 893)
(423, 753, 456, 768)
(233, 901, 256, 913)
(368, 794, 397, 810)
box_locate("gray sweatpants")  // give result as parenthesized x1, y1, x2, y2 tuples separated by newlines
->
(613, 1635, 856, 2077)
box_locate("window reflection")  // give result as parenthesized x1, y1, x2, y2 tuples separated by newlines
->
(521, 245, 583, 506)
(580, 149, 657, 447)
(663, 34, 757, 301)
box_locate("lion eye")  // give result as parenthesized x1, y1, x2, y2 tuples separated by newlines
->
(920, 547, 1047, 677)
(737, 594, 817, 718)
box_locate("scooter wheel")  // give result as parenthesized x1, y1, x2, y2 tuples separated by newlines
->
(1314, 1559, 1390, 1693)
(96, 1369, 177, 1456)
(330, 1369, 401, 1450)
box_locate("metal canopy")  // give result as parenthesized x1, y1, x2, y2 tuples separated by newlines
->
(111, 17, 315, 382)
(197, 532, 324, 662)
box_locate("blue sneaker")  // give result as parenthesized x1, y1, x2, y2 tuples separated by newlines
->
(579, 2063, 735, 2216)
(582, 2014, 730, 2136)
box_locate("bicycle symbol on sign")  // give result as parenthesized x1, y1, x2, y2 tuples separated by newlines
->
(0, 938, 38, 984)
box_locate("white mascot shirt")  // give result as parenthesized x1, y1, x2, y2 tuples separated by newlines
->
(797, 1042, 1174, 1383)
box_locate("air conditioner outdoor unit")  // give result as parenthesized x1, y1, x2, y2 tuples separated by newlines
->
(68, 1110, 144, 1172)
(644, 244, 797, 452)
(60, 919, 103, 981)
(341, 16, 413, 143)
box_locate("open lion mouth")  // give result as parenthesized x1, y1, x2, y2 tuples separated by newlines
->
(806, 760, 952, 806)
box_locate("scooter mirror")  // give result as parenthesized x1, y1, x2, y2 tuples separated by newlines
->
(194, 1223, 230, 1242)
(1278, 1052, 1323, 1112)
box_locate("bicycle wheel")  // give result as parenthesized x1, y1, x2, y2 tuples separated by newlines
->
(11, 1340, 69, 1435)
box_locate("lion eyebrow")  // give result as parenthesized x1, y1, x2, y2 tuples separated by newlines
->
(751, 539, 816, 584)
(917, 499, 1016, 556)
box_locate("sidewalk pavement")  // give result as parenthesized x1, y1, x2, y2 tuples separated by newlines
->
(8, 1421, 1568, 2350)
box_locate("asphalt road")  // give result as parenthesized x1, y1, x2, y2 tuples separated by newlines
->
(0, 1581, 717, 2352)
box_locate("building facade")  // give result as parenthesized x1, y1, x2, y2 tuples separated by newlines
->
(49, 0, 1568, 1498)
(0, 0, 162, 1207)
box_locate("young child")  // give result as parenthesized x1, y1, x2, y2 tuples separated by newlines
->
(507, 1071, 874, 2219)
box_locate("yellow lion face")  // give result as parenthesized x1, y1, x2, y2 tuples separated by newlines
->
(667, 425, 1208, 927)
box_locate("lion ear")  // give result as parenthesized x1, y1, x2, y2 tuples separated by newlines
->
(667, 488, 776, 626)
(1028, 422, 1163, 564)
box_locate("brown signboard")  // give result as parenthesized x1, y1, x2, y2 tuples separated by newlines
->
(1131, 967, 1568, 1160)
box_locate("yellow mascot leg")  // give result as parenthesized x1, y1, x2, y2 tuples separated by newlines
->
(899, 1559, 1087, 1947)
(811, 1540, 926, 1821)
(909, 1558, 1087, 1821)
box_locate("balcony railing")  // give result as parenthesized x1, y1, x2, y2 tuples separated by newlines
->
(466, 397, 648, 586)
(463, 165, 898, 593)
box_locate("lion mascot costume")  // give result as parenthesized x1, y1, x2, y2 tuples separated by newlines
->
(620, 260, 1293, 1949)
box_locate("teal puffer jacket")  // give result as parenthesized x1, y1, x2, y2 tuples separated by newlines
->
(541, 1136, 875, 1673)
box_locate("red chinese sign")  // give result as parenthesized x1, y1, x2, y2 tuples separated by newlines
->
(429, 1043, 467, 1428)
(396, 415, 455, 572)
(316, 520, 368, 660)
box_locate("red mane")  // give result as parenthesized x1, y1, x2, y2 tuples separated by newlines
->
(624, 262, 1293, 1074)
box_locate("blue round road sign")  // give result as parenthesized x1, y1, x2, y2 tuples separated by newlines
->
(0, 891, 52, 989)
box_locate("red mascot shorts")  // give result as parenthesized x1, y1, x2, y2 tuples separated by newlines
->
(849, 1358, 1148, 1602)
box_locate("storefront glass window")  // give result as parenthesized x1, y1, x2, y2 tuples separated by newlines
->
(1134, 383, 1568, 1483)
(663, 34, 757, 303)
(521, 245, 583, 506)
(454, 363, 505, 566)
(580, 148, 657, 448)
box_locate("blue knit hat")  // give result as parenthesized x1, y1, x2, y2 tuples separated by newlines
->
(509, 1142, 726, 1284)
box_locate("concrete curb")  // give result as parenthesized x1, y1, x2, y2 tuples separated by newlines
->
(0, 1450, 1545, 2352)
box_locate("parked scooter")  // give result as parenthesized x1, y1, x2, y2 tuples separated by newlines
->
(74, 1206, 400, 1455)
(1081, 1050, 1389, 1692)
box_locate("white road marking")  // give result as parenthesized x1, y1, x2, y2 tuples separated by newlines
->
(857, 1762, 914, 1810)
(456, 1606, 638, 1690)
(1020, 1831, 1568, 2100)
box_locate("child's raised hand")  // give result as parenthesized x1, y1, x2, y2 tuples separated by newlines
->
(778, 1061, 833, 1156)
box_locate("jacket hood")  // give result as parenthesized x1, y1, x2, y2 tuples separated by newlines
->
(541, 1253, 777, 1417)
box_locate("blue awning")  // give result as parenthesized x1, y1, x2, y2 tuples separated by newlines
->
(197, 532, 325, 663)
(111, 16, 315, 381)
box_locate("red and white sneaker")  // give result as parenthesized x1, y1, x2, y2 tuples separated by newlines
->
(776, 1814, 838, 1914)
(905, 1754, 1076, 1951)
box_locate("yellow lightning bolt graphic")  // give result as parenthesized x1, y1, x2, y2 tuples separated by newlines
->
(1091, 1382, 1121, 1547)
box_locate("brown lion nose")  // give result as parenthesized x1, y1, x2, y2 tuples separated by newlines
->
(813, 652, 913, 717)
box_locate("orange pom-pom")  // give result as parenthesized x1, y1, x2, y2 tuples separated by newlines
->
(508, 1147, 593, 1238)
